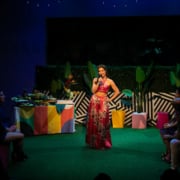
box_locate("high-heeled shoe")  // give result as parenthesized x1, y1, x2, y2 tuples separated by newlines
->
(105, 141, 112, 149)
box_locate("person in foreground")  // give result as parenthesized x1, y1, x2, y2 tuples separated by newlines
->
(160, 88, 180, 163)
(94, 172, 112, 180)
(0, 91, 28, 180)
(0, 91, 28, 179)
(85, 64, 120, 149)
(170, 123, 180, 171)
(160, 121, 180, 180)
(160, 168, 180, 180)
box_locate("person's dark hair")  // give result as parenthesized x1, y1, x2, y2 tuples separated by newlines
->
(97, 64, 109, 77)
(160, 168, 180, 180)
(94, 172, 111, 180)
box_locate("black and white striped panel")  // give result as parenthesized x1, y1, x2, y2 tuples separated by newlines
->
(72, 91, 87, 108)
(72, 91, 89, 124)
(108, 92, 134, 126)
(152, 92, 175, 121)
(75, 97, 89, 124)
(72, 91, 176, 126)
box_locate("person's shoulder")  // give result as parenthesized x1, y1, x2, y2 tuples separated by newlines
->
(107, 77, 112, 81)
(107, 78, 115, 84)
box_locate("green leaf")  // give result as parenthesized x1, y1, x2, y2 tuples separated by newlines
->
(136, 66, 145, 84)
(176, 79, 180, 87)
(176, 64, 180, 79)
(122, 89, 133, 97)
(170, 71, 176, 86)
(64, 61, 71, 79)
(83, 72, 92, 90)
(87, 61, 98, 80)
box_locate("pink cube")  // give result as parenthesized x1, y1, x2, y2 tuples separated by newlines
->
(132, 112, 147, 129)
(156, 112, 169, 129)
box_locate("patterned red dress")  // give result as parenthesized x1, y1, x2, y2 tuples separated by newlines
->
(85, 81, 112, 149)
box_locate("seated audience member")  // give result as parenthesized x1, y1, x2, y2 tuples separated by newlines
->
(64, 73, 75, 89)
(63, 73, 75, 99)
(0, 91, 28, 162)
(50, 75, 63, 98)
(160, 88, 180, 163)
(160, 168, 180, 180)
(94, 172, 111, 180)
(170, 124, 180, 171)
(0, 157, 9, 180)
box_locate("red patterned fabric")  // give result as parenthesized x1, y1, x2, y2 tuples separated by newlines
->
(96, 81, 110, 93)
(86, 94, 112, 149)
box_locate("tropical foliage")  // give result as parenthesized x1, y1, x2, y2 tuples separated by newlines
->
(64, 61, 72, 79)
(83, 60, 98, 92)
(170, 64, 180, 88)
(135, 62, 154, 112)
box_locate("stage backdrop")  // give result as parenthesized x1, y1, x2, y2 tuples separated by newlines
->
(35, 65, 176, 127)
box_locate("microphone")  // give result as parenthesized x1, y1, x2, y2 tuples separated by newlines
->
(95, 75, 102, 85)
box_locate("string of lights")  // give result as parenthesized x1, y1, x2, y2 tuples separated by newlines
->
(25, 0, 140, 8)
(26, 0, 63, 8)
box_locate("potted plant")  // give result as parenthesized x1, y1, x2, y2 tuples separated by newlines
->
(131, 62, 155, 128)
(134, 62, 154, 113)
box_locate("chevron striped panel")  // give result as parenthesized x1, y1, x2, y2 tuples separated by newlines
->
(151, 92, 175, 126)
(72, 91, 175, 127)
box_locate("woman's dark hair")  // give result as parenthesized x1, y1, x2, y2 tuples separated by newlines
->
(97, 64, 109, 77)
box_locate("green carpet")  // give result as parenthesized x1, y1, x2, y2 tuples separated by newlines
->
(8, 125, 170, 180)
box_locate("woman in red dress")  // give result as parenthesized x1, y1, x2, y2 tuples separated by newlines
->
(86, 64, 120, 149)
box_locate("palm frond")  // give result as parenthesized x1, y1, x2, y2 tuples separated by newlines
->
(136, 66, 145, 84)
(170, 71, 176, 86)
(64, 61, 71, 79)
(83, 72, 92, 90)
(87, 61, 98, 80)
